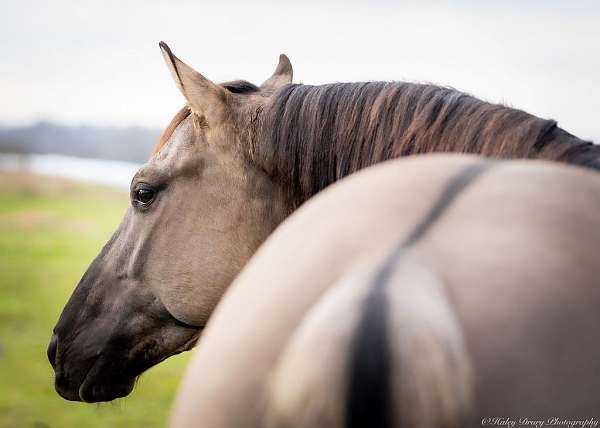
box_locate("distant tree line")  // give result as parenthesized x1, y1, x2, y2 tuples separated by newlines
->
(0, 121, 161, 163)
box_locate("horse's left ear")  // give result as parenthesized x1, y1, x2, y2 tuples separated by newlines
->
(159, 42, 228, 126)
(261, 54, 293, 92)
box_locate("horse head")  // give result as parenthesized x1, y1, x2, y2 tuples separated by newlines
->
(48, 43, 293, 402)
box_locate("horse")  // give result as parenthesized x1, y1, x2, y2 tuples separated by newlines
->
(48, 41, 600, 402)
(170, 154, 600, 428)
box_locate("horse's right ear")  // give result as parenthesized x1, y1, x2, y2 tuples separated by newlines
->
(159, 42, 228, 126)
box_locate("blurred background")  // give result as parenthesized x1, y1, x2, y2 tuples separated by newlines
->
(1, 1, 599, 427)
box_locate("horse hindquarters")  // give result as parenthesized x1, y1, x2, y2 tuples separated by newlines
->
(266, 257, 473, 428)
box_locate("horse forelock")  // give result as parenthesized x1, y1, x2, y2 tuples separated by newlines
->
(151, 80, 260, 160)
(151, 106, 192, 159)
(221, 80, 260, 94)
(252, 82, 560, 201)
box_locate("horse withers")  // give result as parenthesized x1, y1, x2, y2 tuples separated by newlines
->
(171, 154, 600, 427)
(48, 42, 599, 402)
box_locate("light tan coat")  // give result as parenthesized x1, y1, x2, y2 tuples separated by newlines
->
(172, 154, 600, 427)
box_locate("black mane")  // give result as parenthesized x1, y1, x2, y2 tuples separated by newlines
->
(252, 81, 598, 202)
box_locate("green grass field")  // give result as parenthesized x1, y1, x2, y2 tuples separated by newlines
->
(0, 171, 191, 428)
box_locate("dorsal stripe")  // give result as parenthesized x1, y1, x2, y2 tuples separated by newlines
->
(345, 161, 493, 428)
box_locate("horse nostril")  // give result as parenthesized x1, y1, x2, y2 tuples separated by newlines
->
(47, 334, 58, 370)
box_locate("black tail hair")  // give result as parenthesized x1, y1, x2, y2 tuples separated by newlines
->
(345, 266, 393, 428)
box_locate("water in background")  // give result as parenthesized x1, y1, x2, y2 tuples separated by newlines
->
(0, 153, 140, 190)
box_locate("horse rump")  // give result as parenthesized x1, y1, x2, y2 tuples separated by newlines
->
(266, 256, 473, 428)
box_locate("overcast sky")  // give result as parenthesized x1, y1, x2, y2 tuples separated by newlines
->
(2, 0, 599, 141)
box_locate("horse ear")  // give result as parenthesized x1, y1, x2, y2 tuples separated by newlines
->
(261, 54, 293, 92)
(159, 42, 228, 125)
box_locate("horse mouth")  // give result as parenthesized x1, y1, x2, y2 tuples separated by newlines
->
(78, 375, 136, 403)
(77, 355, 136, 403)
(55, 329, 202, 403)
(54, 354, 135, 403)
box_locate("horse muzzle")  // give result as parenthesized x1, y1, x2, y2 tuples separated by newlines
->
(47, 332, 136, 402)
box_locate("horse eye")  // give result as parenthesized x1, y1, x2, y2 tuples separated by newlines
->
(135, 188, 155, 205)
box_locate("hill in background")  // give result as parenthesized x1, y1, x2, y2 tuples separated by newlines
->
(0, 122, 161, 163)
